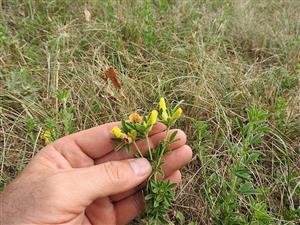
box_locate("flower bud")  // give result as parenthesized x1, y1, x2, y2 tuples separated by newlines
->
(172, 108, 183, 120)
(129, 113, 142, 123)
(128, 129, 137, 140)
(162, 111, 169, 121)
(159, 97, 167, 111)
(148, 110, 158, 126)
(41, 130, 52, 145)
(112, 127, 127, 139)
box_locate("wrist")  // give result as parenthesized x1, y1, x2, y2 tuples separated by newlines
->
(0, 184, 31, 225)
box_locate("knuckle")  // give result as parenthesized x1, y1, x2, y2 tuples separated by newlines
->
(103, 161, 122, 184)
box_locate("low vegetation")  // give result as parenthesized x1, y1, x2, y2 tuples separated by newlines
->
(1, 0, 299, 224)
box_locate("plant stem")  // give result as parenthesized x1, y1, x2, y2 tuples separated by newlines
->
(146, 135, 153, 161)
(154, 127, 170, 180)
(133, 141, 144, 158)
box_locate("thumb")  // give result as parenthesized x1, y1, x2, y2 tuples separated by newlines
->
(61, 158, 152, 203)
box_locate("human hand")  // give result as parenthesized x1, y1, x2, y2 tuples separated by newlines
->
(0, 122, 192, 225)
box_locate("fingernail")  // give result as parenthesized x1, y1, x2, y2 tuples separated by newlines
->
(130, 158, 152, 176)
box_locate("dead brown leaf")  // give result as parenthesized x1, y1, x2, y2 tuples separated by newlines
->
(104, 67, 128, 103)
(104, 67, 122, 90)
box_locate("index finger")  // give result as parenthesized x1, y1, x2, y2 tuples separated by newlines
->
(54, 122, 166, 160)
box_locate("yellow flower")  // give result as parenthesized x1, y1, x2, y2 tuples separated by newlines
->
(41, 130, 52, 145)
(148, 110, 158, 126)
(162, 111, 169, 121)
(172, 108, 183, 120)
(111, 127, 133, 144)
(129, 113, 142, 123)
(159, 97, 169, 121)
(159, 97, 167, 111)
(128, 129, 137, 140)
(111, 127, 127, 139)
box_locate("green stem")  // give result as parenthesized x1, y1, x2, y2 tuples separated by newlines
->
(154, 127, 170, 180)
(133, 141, 144, 158)
(228, 141, 248, 207)
(164, 127, 170, 142)
(146, 135, 153, 161)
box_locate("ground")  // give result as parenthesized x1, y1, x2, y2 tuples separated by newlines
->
(0, 0, 300, 224)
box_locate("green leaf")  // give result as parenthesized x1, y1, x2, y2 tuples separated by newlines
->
(235, 117, 244, 131)
(225, 138, 239, 156)
(165, 130, 178, 147)
(111, 137, 122, 142)
(125, 121, 136, 130)
(164, 149, 172, 155)
(175, 211, 185, 225)
(56, 90, 70, 104)
(254, 206, 273, 222)
(124, 144, 131, 153)
(245, 151, 263, 164)
(187, 222, 197, 225)
(248, 134, 262, 145)
(255, 126, 271, 133)
(154, 199, 160, 207)
(247, 107, 269, 123)
(173, 100, 184, 111)
(238, 182, 259, 195)
(235, 168, 252, 181)
(121, 119, 131, 133)
(121, 119, 127, 130)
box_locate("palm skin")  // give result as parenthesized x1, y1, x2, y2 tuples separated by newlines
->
(0, 122, 192, 225)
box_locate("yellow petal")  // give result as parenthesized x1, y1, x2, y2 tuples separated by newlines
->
(148, 110, 158, 125)
(159, 97, 167, 111)
(162, 111, 169, 121)
(172, 108, 183, 120)
(128, 129, 137, 140)
(111, 127, 122, 138)
(41, 130, 52, 145)
(42, 130, 51, 139)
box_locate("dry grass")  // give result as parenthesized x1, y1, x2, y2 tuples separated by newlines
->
(1, 0, 300, 224)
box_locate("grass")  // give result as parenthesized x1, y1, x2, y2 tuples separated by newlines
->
(1, 0, 300, 224)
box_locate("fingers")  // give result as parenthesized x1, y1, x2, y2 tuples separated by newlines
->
(109, 144, 192, 202)
(59, 158, 152, 206)
(114, 191, 145, 225)
(93, 129, 186, 202)
(159, 145, 192, 179)
(53, 122, 120, 159)
(165, 170, 182, 184)
(50, 122, 165, 166)
(85, 197, 116, 224)
(85, 171, 181, 225)
(114, 170, 182, 225)
(95, 129, 187, 164)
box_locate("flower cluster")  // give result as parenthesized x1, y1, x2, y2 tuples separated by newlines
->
(111, 109, 159, 153)
(41, 130, 52, 145)
(159, 98, 182, 127)
(110, 97, 183, 224)
(111, 98, 182, 144)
